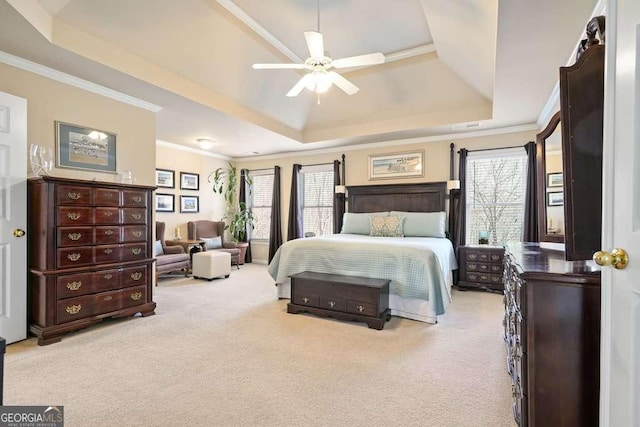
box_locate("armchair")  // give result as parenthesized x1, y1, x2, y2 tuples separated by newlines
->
(187, 220, 241, 268)
(155, 221, 191, 284)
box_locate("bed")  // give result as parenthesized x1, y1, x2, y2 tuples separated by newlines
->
(268, 182, 458, 324)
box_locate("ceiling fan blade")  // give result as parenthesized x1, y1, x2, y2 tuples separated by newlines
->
(286, 74, 314, 97)
(253, 63, 307, 70)
(330, 72, 359, 95)
(304, 31, 324, 59)
(332, 52, 385, 69)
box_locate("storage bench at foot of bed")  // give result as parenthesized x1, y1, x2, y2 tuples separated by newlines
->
(287, 271, 391, 330)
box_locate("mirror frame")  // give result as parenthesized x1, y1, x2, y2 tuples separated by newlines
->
(536, 111, 564, 243)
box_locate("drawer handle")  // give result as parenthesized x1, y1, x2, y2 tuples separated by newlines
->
(68, 232, 82, 241)
(104, 192, 113, 198)
(67, 192, 82, 200)
(329, 301, 336, 308)
(104, 274, 113, 280)
(468, 254, 477, 259)
(357, 305, 365, 312)
(131, 272, 143, 280)
(103, 295, 113, 301)
(65, 304, 82, 315)
(66, 281, 82, 291)
(67, 212, 81, 221)
(132, 230, 142, 238)
(302, 297, 309, 303)
(103, 248, 113, 254)
(103, 211, 113, 217)
(131, 213, 142, 220)
(131, 248, 142, 255)
(130, 292, 143, 301)
(492, 255, 501, 260)
(104, 230, 114, 236)
(132, 196, 142, 203)
(67, 253, 81, 261)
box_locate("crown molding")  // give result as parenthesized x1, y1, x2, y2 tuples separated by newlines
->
(0, 50, 162, 113)
(156, 139, 232, 160)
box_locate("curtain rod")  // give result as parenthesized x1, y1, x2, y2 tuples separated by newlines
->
(301, 161, 334, 167)
(459, 144, 525, 153)
(247, 167, 275, 173)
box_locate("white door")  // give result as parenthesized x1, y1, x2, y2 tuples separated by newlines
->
(0, 92, 27, 344)
(600, 0, 640, 425)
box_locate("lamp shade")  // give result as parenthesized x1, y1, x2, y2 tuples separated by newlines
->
(446, 180, 460, 191)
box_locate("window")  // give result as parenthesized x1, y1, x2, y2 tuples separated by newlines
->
(250, 172, 274, 240)
(301, 165, 333, 237)
(465, 148, 527, 246)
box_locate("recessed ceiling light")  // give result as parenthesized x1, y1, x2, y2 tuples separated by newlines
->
(196, 138, 215, 149)
(246, 151, 259, 155)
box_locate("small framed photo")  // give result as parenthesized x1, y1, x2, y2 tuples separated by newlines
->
(180, 172, 200, 190)
(156, 169, 175, 188)
(180, 195, 199, 213)
(56, 121, 117, 173)
(368, 150, 424, 180)
(155, 193, 175, 212)
(547, 191, 564, 206)
(547, 172, 563, 188)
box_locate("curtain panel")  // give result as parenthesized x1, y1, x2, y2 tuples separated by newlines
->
(239, 169, 252, 262)
(268, 166, 283, 263)
(333, 159, 345, 233)
(287, 164, 303, 241)
(454, 149, 468, 249)
(522, 141, 539, 242)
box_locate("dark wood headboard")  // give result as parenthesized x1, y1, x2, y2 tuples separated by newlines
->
(347, 182, 447, 213)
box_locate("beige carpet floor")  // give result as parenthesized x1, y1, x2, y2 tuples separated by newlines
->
(5, 264, 515, 427)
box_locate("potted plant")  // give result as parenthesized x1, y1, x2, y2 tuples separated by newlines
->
(208, 162, 254, 262)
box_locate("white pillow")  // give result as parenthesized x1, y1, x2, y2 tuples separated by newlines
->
(203, 236, 222, 250)
(341, 212, 389, 235)
(390, 211, 446, 238)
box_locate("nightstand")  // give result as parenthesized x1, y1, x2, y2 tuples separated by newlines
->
(457, 245, 505, 292)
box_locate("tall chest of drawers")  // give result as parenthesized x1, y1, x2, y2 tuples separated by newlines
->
(457, 245, 505, 292)
(504, 243, 600, 426)
(28, 176, 156, 345)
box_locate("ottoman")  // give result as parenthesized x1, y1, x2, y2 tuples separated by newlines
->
(192, 251, 231, 280)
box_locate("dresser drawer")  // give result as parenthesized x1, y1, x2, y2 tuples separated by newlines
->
(292, 293, 318, 307)
(94, 289, 122, 314)
(95, 244, 120, 264)
(467, 262, 490, 272)
(122, 225, 146, 242)
(123, 190, 147, 208)
(122, 266, 147, 287)
(95, 226, 121, 244)
(95, 188, 120, 206)
(121, 285, 147, 308)
(465, 272, 492, 284)
(57, 272, 93, 298)
(95, 207, 120, 225)
(319, 296, 346, 312)
(58, 227, 93, 247)
(58, 206, 93, 225)
(57, 247, 94, 268)
(346, 300, 378, 317)
(122, 208, 146, 224)
(93, 268, 121, 293)
(57, 185, 92, 206)
(57, 295, 94, 323)
(121, 243, 147, 261)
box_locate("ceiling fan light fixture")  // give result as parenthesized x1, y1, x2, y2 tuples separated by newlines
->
(196, 138, 215, 149)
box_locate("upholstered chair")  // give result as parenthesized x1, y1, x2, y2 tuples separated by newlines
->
(155, 221, 191, 284)
(187, 220, 241, 268)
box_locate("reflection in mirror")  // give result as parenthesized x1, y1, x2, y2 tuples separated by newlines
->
(536, 111, 564, 243)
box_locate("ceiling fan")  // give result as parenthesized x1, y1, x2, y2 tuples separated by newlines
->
(252, 3, 385, 97)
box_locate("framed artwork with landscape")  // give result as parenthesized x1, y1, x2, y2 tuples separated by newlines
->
(180, 172, 200, 190)
(368, 150, 424, 180)
(56, 121, 117, 173)
(548, 191, 564, 206)
(180, 195, 199, 213)
(547, 172, 563, 187)
(155, 169, 175, 188)
(155, 193, 174, 212)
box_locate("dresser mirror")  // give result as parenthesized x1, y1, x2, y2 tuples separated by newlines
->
(536, 111, 564, 243)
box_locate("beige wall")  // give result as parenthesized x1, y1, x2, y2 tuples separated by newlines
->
(155, 144, 229, 241)
(0, 62, 156, 186)
(237, 129, 537, 262)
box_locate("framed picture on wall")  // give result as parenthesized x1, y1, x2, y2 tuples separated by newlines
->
(547, 172, 563, 187)
(548, 191, 564, 206)
(180, 195, 199, 213)
(155, 168, 175, 188)
(155, 193, 174, 212)
(368, 150, 425, 180)
(180, 172, 199, 190)
(56, 121, 117, 173)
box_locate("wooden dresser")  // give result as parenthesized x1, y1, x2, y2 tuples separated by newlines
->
(504, 243, 600, 426)
(457, 245, 505, 292)
(28, 176, 156, 345)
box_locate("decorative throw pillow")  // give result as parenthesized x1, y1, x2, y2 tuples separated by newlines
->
(154, 240, 164, 256)
(203, 236, 222, 250)
(370, 215, 405, 237)
(390, 211, 447, 238)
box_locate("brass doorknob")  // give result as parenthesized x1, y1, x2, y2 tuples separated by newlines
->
(593, 248, 629, 270)
(13, 229, 25, 237)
